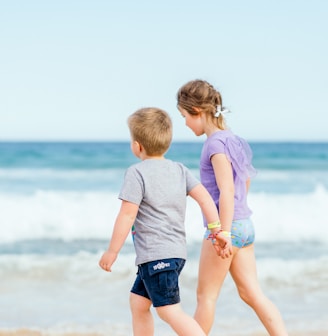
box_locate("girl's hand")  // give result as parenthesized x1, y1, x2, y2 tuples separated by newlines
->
(212, 234, 232, 259)
(219, 238, 233, 258)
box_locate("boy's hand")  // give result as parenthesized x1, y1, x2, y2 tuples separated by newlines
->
(98, 250, 118, 272)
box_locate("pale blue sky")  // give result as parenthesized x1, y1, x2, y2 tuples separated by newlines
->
(0, 0, 327, 142)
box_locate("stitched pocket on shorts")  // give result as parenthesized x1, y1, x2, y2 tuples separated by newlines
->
(148, 260, 177, 290)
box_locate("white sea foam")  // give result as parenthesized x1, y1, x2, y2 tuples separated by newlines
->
(0, 168, 122, 179)
(249, 184, 328, 242)
(1, 185, 327, 243)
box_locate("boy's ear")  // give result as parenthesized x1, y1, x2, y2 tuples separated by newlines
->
(133, 140, 141, 150)
(134, 141, 144, 153)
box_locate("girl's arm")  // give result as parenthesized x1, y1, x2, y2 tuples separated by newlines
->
(211, 153, 235, 235)
(99, 200, 139, 272)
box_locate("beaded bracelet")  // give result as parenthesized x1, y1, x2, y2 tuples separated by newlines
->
(207, 230, 223, 243)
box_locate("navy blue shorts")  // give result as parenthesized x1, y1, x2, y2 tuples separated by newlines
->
(130, 258, 185, 308)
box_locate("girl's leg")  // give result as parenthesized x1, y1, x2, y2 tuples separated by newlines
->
(156, 303, 206, 336)
(230, 244, 288, 336)
(129, 292, 154, 336)
(194, 239, 232, 334)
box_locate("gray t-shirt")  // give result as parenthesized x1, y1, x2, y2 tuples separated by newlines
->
(119, 158, 200, 265)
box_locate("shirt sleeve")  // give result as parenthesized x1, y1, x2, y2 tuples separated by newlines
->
(183, 165, 201, 194)
(206, 138, 226, 159)
(118, 166, 144, 205)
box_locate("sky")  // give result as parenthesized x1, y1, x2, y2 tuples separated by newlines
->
(0, 0, 327, 142)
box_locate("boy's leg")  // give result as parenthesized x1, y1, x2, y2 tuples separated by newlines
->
(130, 292, 153, 336)
(156, 303, 205, 336)
(137, 258, 203, 335)
(130, 269, 154, 336)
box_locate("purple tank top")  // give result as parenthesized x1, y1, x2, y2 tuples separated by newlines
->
(200, 130, 257, 225)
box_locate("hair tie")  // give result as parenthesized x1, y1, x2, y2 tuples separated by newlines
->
(214, 105, 230, 118)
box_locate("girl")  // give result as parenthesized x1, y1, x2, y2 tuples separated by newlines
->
(176, 79, 288, 336)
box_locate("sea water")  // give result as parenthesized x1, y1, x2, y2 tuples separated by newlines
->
(0, 141, 327, 335)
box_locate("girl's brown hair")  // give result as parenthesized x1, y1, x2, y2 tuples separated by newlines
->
(177, 79, 226, 130)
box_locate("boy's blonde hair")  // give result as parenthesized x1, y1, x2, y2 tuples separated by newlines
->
(177, 79, 227, 130)
(128, 107, 172, 156)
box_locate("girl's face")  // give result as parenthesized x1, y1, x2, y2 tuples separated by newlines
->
(178, 106, 204, 136)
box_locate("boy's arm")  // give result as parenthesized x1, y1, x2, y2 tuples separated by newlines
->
(99, 200, 138, 272)
(188, 183, 219, 225)
(188, 184, 232, 257)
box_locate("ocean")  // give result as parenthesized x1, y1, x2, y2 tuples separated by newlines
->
(0, 141, 327, 336)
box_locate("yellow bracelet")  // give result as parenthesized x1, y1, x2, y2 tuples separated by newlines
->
(221, 230, 231, 237)
(207, 221, 221, 230)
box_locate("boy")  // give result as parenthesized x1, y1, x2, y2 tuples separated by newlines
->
(99, 107, 229, 336)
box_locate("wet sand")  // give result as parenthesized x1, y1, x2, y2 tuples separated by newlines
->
(0, 329, 327, 336)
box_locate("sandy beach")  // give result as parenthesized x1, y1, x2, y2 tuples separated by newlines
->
(0, 329, 327, 336)
(0, 331, 99, 336)
(0, 328, 328, 336)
